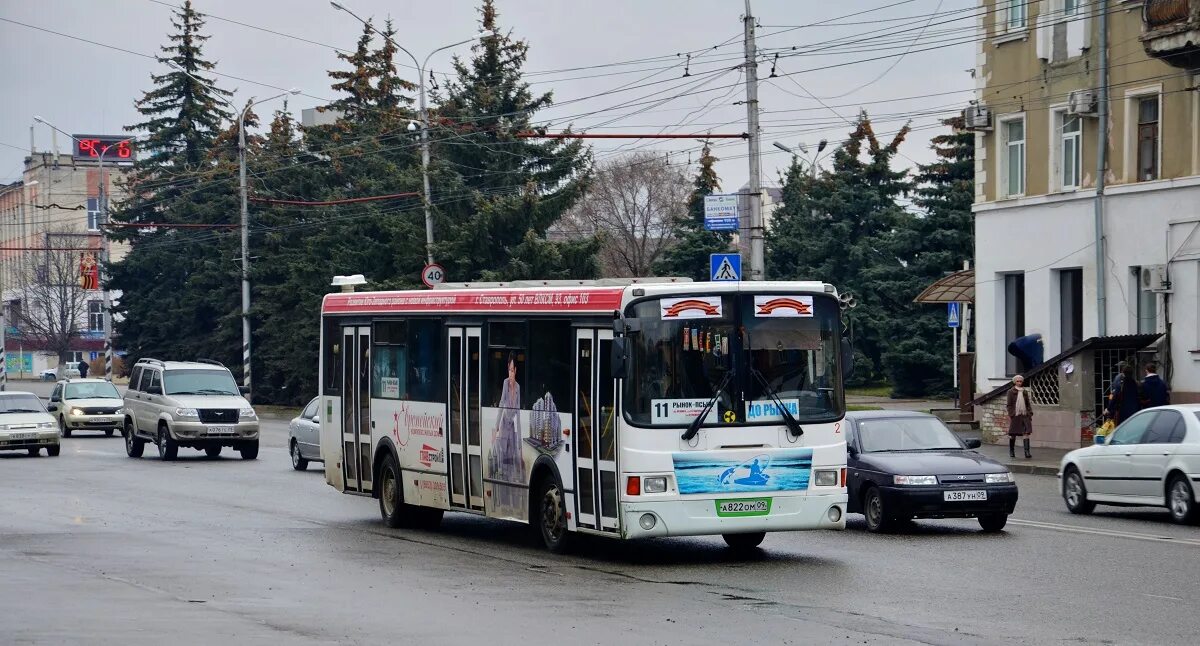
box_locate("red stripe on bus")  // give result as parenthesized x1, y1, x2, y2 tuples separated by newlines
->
(322, 289, 625, 314)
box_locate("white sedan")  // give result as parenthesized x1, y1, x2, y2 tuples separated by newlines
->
(1060, 404, 1200, 524)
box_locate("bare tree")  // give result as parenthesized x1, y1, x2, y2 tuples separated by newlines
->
(559, 152, 691, 277)
(15, 230, 96, 373)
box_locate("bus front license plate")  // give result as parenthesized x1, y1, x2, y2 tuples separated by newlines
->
(716, 498, 771, 516)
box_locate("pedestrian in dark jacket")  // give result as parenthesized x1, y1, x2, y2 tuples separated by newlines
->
(77, 360, 89, 379)
(1141, 362, 1170, 408)
(1109, 364, 1141, 424)
(1006, 375, 1033, 459)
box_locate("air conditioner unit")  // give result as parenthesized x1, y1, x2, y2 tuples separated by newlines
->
(1141, 264, 1172, 293)
(1067, 89, 1098, 116)
(963, 104, 992, 130)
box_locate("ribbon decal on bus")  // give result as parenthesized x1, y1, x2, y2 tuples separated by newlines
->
(754, 295, 814, 318)
(660, 296, 723, 319)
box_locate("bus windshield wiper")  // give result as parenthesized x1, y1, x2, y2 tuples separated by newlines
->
(681, 370, 733, 442)
(749, 367, 804, 438)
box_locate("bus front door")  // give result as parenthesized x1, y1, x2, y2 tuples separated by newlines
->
(574, 329, 619, 533)
(341, 325, 372, 494)
(447, 327, 485, 511)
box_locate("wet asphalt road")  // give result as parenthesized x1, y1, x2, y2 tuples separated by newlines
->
(2, 410, 1199, 645)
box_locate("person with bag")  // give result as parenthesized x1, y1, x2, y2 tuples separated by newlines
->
(1006, 375, 1034, 459)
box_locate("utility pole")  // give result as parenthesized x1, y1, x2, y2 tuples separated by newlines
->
(743, 0, 764, 281)
(238, 105, 251, 397)
(1093, 0, 1110, 336)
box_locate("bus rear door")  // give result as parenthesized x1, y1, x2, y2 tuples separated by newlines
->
(573, 328, 619, 534)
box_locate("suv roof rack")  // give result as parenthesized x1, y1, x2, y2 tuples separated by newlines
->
(136, 358, 165, 367)
(195, 358, 226, 368)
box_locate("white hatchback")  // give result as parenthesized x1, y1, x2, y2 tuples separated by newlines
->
(1060, 404, 1200, 524)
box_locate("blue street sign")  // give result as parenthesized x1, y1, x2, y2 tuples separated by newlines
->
(710, 253, 741, 281)
(947, 302, 960, 328)
(89, 351, 99, 361)
(703, 194, 740, 231)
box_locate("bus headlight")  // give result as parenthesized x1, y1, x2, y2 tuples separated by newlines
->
(643, 477, 668, 493)
(814, 470, 838, 487)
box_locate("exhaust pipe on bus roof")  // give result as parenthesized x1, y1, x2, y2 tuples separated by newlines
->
(331, 274, 368, 293)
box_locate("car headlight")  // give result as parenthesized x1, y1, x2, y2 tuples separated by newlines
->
(175, 408, 199, 418)
(814, 469, 839, 487)
(37, 422, 55, 429)
(893, 475, 938, 486)
(985, 472, 1014, 484)
(70, 408, 84, 416)
(240, 407, 257, 419)
(643, 476, 668, 493)
(115, 408, 125, 415)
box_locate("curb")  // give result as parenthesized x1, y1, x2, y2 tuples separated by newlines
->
(1003, 463, 1060, 477)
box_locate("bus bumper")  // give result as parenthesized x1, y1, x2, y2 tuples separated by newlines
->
(620, 491, 848, 539)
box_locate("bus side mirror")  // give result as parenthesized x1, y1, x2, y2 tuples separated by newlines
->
(841, 336, 854, 378)
(611, 337, 631, 380)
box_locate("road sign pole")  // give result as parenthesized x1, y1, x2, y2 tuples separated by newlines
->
(953, 325, 958, 389)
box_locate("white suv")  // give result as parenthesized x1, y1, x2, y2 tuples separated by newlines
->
(122, 359, 259, 461)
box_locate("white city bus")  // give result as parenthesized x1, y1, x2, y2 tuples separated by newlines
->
(318, 278, 849, 551)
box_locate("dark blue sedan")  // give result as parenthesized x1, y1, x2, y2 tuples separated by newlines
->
(845, 411, 1018, 533)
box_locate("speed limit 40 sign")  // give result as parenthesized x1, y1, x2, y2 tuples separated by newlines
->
(421, 263, 445, 288)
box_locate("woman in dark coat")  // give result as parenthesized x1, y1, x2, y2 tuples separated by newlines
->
(1108, 364, 1141, 424)
(1006, 375, 1033, 459)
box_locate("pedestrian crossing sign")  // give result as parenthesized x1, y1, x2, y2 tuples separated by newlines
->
(710, 253, 741, 281)
(947, 302, 960, 328)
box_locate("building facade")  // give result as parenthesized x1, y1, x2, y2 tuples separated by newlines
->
(972, 0, 1200, 401)
(0, 149, 130, 376)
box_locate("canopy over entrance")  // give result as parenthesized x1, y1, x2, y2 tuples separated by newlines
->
(914, 269, 974, 304)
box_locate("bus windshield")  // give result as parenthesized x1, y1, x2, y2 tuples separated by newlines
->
(624, 293, 844, 427)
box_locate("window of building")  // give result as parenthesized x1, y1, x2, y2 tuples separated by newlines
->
(1059, 269, 1083, 350)
(1001, 117, 1026, 197)
(86, 198, 100, 231)
(1005, 0, 1027, 29)
(1061, 113, 1082, 190)
(1004, 273, 1026, 376)
(1063, 0, 1080, 16)
(1137, 96, 1160, 181)
(1133, 266, 1158, 334)
(87, 300, 103, 331)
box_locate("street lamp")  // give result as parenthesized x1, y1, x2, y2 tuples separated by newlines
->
(331, 1, 495, 266)
(164, 61, 299, 397)
(32, 116, 133, 384)
(772, 138, 828, 178)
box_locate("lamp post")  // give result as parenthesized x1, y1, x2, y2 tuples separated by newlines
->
(330, 1, 493, 266)
(32, 117, 132, 383)
(166, 61, 299, 397)
(772, 138, 828, 178)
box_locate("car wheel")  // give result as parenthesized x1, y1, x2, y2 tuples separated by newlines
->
(125, 420, 144, 458)
(105, 429, 114, 437)
(27, 448, 40, 457)
(863, 486, 893, 533)
(722, 532, 767, 551)
(59, 416, 71, 438)
(535, 476, 573, 553)
(1167, 475, 1198, 525)
(1062, 467, 1095, 515)
(46, 444, 61, 457)
(205, 446, 222, 459)
(239, 441, 259, 460)
(157, 426, 178, 461)
(290, 440, 308, 471)
(978, 514, 1008, 532)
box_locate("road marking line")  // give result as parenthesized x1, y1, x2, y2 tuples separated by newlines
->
(1142, 593, 1184, 601)
(1009, 518, 1200, 547)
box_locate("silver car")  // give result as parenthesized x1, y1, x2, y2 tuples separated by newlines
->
(289, 397, 323, 471)
(0, 391, 61, 456)
(122, 358, 260, 461)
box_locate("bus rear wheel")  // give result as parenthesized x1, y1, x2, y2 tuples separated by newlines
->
(536, 476, 572, 554)
(722, 532, 766, 551)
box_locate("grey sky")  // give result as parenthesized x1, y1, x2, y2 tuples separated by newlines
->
(0, 0, 974, 189)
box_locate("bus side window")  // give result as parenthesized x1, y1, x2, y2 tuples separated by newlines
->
(408, 319, 444, 403)
(323, 318, 342, 395)
(372, 321, 407, 399)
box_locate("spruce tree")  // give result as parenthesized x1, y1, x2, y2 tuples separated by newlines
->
(434, 0, 598, 281)
(767, 115, 912, 385)
(653, 142, 731, 280)
(879, 117, 974, 397)
(108, 0, 242, 373)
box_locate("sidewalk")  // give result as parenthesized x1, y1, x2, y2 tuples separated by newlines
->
(846, 395, 954, 412)
(974, 442, 1069, 477)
